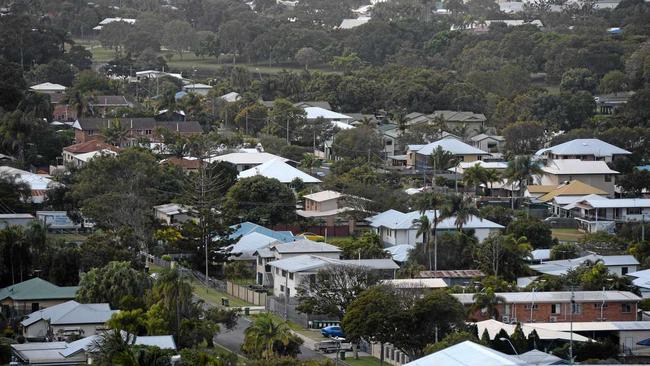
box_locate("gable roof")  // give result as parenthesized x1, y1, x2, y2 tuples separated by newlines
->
(474, 319, 590, 343)
(160, 156, 201, 170)
(228, 232, 282, 260)
(385, 244, 413, 262)
(541, 159, 619, 175)
(569, 197, 650, 209)
(366, 209, 504, 231)
(339, 16, 371, 29)
(518, 349, 566, 365)
(271, 239, 342, 254)
(269, 254, 398, 272)
(21, 300, 116, 327)
(228, 222, 295, 243)
(30, 82, 66, 92)
(0, 278, 78, 301)
(405, 341, 524, 366)
(63, 140, 121, 154)
(0, 166, 53, 190)
(538, 180, 608, 202)
(410, 139, 489, 156)
(294, 101, 332, 110)
(207, 152, 288, 165)
(304, 107, 352, 120)
(469, 133, 504, 142)
(73, 118, 202, 133)
(431, 110, 487, 123)
(530, 254, 639, 276)
(238, 159, 321, 183)
(526, 185, 557, 194)
(536, 139, 631, 158)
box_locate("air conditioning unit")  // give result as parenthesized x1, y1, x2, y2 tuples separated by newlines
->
(502, 316, 509, 323)
(549, 316, 557, 322)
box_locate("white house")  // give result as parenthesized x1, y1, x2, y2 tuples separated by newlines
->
(405, 341, 525, 366)
(539, 159, 619, 195)
(303, 107, 352, 122)
(153, 203, 196, 225)
(268, 254, 398, 297)
(207, 151, 289, 172)
(0, 214, 35, 229)
(0, 166, 54, 204)
(238, 159, 321, 183)
(182, 83, 213, 96)
(536, 138, 631, 163)
(30, 82, 67, 94)
(529, 254, 639, 277)
(220, 92, 241, 102)
(366, 209, 504, 246)
(563, 197, 650, 233)
(449, 160, 508, 175)
(296, 190, 357, 226)
(21, 300, 117, 340)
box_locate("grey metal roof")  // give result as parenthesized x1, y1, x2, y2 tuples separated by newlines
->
(366, 209, 504, 230)
(536, 138, 631, 157)
(453, 291, 640, 305)
(21, 300, 116, 327)
(405, 341, 524, 366)
(135, 335, 177, 350)
(271, 239, 342, 254)
(269, 255, 398, 272)
(530, 254, 639, 276)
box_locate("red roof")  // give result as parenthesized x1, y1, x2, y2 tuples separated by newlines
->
(161, 157, 200, 170)
(63, 140, 121, 154)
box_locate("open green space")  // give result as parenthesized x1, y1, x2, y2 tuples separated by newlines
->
(552, 228, 585, 242)
(190, 278, 253, 308)
(47, 232, 89, 242)
(344, 356, 383, 366)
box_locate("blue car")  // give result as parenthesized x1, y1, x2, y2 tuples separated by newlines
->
(321, 325, 344, 338)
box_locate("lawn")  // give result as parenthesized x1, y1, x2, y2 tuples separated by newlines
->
(47, 232, 89, 242)
(344, 356, 383, 366)
(190, 279, 253, 308)
(552, 228, 585, 242)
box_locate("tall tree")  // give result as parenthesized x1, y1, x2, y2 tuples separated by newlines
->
(241, 313, 303, 360)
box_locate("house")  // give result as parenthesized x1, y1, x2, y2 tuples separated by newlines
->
(37, 211, 93, 231)
(474, 319, 589, 343)
(376, 124, 400, 160)
(226, 222, 296, 264)
(88, 95, 132, 116)
(563, 197, 650, 233)
(182, 83, 213, 96)
(30, 82, 66, 94)
(405, 110, 488, 136)
(529, 254, 639, 277)
(135, 70, 186, 82)
(153, 203, 196, 225)
(63, 140, 121, 169)
(594, 92, 634, 115)
(517, 349, 567, 365)
(21, 300, 117, 340)
(626, 269, 650, 298)
(296, 190, 355, 226)
(294, 101, 332, 110)
(407, 139, 490, 170)
(535, 180, 608, 214)
(206, 151, 289, 172)
(381, 278, 447, 291)
(418, 269, 485, 287)
(238, 159, 321, 184)
(384, 244, 413, 263)
(72, 118, 203, 145)
(268, 254, 398, 297)
(525, 185, 561, 201)
(0, 213, 35, 229)
(535, 138, 631, 163)
(453, 290, 641, 323)
(303, 107, 352, 122)
(367, 209, 504, 246)
(0, 166, 54, 204)
(451, 19, 544, 32)
(539, 159, 619, 195)
(338, 16, 371, 29)
(470, 134, 504, 154)
(0, 278, 78, 319)
(449, 160, 507, 175)
(93, 17, 136, 30)
(159, 156, 200, 173)
(404, 340, 524, 366)
(220, 92, 241, 103)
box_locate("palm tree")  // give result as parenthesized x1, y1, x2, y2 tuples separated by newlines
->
(484, 169, 501, 197)
(414, 192, 449, 271)
(472, 288, 506, 320)
(102, 118, 130, 147)
(413, 215, 432, 270)
(428, 146, 457, 187)
(452, 195, 481, 231)
(462, 165, 488, 196)
(242, 313, 293, 360)
(504, 155, 543, 209)
(300, 153, 321, 174)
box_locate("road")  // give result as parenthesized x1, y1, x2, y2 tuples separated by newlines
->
(214, 314, 325, 360)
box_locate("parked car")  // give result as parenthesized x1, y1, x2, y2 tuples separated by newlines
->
(299, 232, 325, 242)
(315, 339, 353, 353)
(321, 325, 344, 338)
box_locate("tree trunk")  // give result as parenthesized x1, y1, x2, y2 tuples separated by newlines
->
(380, 342, 385, 366)
(353, 343, 359, 359)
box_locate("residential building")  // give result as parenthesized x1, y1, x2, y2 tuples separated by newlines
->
(29, 82, 66, 94)
(451, 19, 544, 32)
(88, 95, 132, 116)
(226, 222, 296, 264)
(405, 110, 487, 136)
(404, 340, 524, 366)
(381, 278, 447, 291)
(255, 240, 342, 287)
(21, 300, 117, 340)
(0, 166, 54, 204)
(338, 16, 371, 29)
(296, 190, 355, 226)
(303, 107, 353, 122)
(220, 92, 241, 102)
(62, 140, 120, 169)
(367, 209, 504, 245)
(539, 159, 619, 195)
(469, 134, 504, 154)
(594, 92, 634, 115)
(37, 211, 93, 231)
(72, 118, 202, 146)
(182, 83, 213, 96)
(294, 101, 332, 110)
(535, 138, 631, 163)
(0, 278, 78, 318)
(153, 203, 196, 225)
(449, 160, 507, 175)
(453, 290, 641, 323)
(377, 124, 400, 159)
(474, 319, 589, 344)
(529, 254, 639, 277)
(563, 197, 650, 233)
(524, 185, 557, 201)
(159, 156, 200, 173)
(627, 269, 650, 298)
(238, 159, 321, 183)
(535, 180, 608, 214)
(418, 269, 485, 287)
(268, 255, 398, 297)
(406, 139, 490, 170)
(385, 244, 413, 263)
(206, 151, 289, 172)
(0, 213, 35, 229)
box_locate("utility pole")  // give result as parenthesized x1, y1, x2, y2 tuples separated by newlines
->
(286, 118, 290, 143)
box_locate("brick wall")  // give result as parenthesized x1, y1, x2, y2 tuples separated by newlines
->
(471, 301, 637, 322)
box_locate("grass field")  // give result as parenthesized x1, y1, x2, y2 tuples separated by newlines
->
(344, 356, 383, 366)
(47, 232, 89, 242)
(552, 228, 585, 242)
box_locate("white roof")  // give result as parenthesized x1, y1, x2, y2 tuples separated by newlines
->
(269, 254, 398, 273)
(238, 159, 321, 183)
(183, 83, 212, 90)
(99, 17, 136, 25)
(469, 134, 504, 142)
(339, 16, 371, 29)
(450, 160, 508, 174)
(366, 209, 504, 231)
(135, 335, 177, 350)
(530, 321, 650, 332)
(474, 319, 590, 342)
(153, 203, 193, 216)
(229, 232, 280, 260)
(385, 244, 413, 262)
(530, 249, 551, 261)
(541, 159, 619, 175)
(271, 239, 341, 254)
(332, 121, 355, 130)
(574, 197, 650, 209)
(30, 82, 66, 91)
(207, 152, 288, 165)
(304, 107, 352, 120)
(627, 269, 650, 289)
(0, 166, 52, 190)
(74, 149, 117, 163)
(410, 139, 489, 156)
(560, 194, 610, 210)
(536, 139, 631, 158)
(220, 92, 241, 102)
(530, 254, 639, 276)
(303, 190, 343, 202)
(453, 291, 641, 304)
(517, 349, 565, 365)
(382, 278, 447, 289)
(405, 341, 524, 366)
(21, 300, 116, 327)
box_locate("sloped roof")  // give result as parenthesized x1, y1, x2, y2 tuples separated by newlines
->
(74, 118, 202, 133)
(228, 232, 281, 260)
(271, 239, 341, 254)
(450, 160, 508, 174)
(63, 140, 120, 154)
(411, 139, 489, 156)
(470, 134, 504, 142)
(238, 159, 321, 183)
(304, 107, 352, 120)
(541, 159, 619, 175)
(135, 335, 177, 350)
(339, 16, 371, 29)
(475, 319, 590, 343)
(419, 269, 484, 278)
(160, 156, 200, 170)
(220, 92, 241, 102)
(405, 341, 524, 366)
(183, 83, 212, 90)
(303, 190, 343, 202)
(454, 290, 640, 304)
(0, 278, 78, 301)
(538, 180, 607, 202)
(573, 197, 650, 209)
(228, 222, 295, 243)
(536, 139, 631, 158)
(88, 95, 130, 107)
(0, 166, 53, 190)
(21, 300, 116, 327)
(526, 185, 557, 194)
(366, 209, 504, 231)
(382, 278, 447, 288)
(295, 101, 332, 110)
(30, 82, 66, 91)
(517, 349, 566, 365)
(431, 110, 487, 123)
(530, 254, 639, 276)
(385, 244, 413, 262)
(269, 254, 398, 272)
(207, 152, 288, 165)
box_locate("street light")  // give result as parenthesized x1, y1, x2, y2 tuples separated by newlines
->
(499, 337, 518, 355)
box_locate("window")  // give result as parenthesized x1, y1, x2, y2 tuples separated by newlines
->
(551, 304, 561, 314)
(622, 267, 629, 275)
(605, 174, 612, 182)
(265, 265, 271, 272)
(275, 268, 279, 275)
(282, 270, 287, 277)
(258, 257, 262, 265)
(145, 129, 152, 135)
(289, 273, 294, 280)
(524, 304, 539, 311)
(594, 303, 608, 309)
(622, 303, 632, 313)
(572, 303, 582, 314)
(385, 140, 392, 146)
(628, 208, 642, 215)
(31, 303, 40, 312)
(280, 285, 285, 292)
